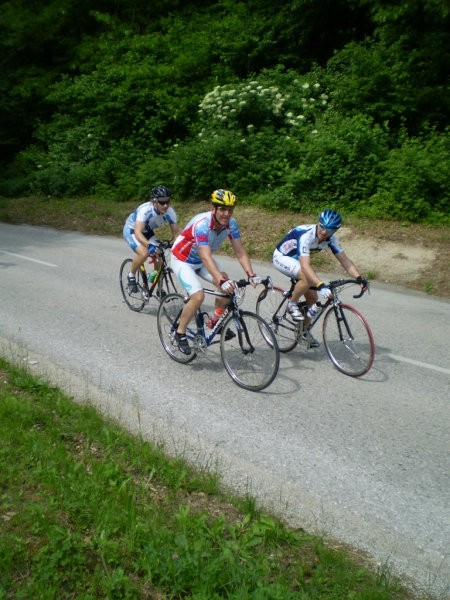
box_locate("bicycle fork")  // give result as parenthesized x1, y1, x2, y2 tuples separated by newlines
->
(231, 313, 255, 354)
(332, 302, 354, 343)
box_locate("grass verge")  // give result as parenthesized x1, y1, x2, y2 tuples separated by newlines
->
(0, 356, 418, 599)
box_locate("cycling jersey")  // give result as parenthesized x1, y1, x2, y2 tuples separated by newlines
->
(276, 224, 343, 258)
(172, 211, 241, 265)
(124, 201, 177, 239)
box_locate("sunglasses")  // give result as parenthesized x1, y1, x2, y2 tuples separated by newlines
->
(157, 199, 170, 206)
(318, 224, 337, 235)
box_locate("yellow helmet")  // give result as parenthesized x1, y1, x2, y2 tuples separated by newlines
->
(211, 189, 236, 207)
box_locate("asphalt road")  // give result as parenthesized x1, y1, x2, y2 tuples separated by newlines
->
(1, 223, 449, 597)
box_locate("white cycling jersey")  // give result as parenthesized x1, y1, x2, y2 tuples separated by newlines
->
(124, 201, 177, 238)
(276, 224, 343, 258)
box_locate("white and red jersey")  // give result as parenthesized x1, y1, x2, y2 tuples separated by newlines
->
(171, 211, 241, 266)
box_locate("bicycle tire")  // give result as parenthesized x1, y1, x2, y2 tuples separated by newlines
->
(220, 311, 280, 391)
(256, 286, 299, 352)
(119, 258, 146, 312)
(157, 293, 197, 364)
(156, 267, 184, 301)
(322, 303, 375, 377)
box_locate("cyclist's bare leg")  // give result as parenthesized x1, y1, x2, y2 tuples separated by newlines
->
(290, 270, 309, 303)
(176, 289, 204, 334)
(130, 244, 149, 276)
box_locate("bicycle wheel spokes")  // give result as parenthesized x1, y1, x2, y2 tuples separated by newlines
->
(323, 304, 375, 377)
(119, 258, 146, 312)
(256, 286, 298, 352)
(156, 267, 184, 302)
(220, 311, 280, 391)
(157, 293, 196, 364)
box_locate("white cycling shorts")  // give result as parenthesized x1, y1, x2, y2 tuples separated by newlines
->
(273, 249, 300, 279)
(170, 255, 224, 295)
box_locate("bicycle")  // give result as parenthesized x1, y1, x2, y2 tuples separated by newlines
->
(119, 240, 182, 312)
(256, 277, 375, 377)
(157, 279, 280, 391)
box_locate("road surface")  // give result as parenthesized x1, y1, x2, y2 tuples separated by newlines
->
(0, 223, 449, 597)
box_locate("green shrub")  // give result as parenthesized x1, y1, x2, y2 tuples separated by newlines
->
(257, 113, 389, 212)
(365, 129, 450, 223)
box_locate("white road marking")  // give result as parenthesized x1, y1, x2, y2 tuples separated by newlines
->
(0, 250, 58, 268)
(386, 353, 450, 375)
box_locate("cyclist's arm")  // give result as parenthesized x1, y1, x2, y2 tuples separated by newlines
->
(299, 255, 323, 288)
(231, 237, 255, 277)
(169, 222, 179, 239)
(198, 244, 227, 287)
(335, 251, 362, 279)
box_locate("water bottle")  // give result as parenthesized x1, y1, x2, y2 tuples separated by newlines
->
(148, 270, 157, 283)
(207, 308, 224, 329)
(307, 301, 322, 320)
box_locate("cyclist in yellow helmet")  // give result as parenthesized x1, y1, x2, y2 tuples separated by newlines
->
(170, 189, 260, 355)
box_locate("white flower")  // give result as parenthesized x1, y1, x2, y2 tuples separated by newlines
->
(312, 129, 318, 134)
(302, 82, 310, 89)
(314, 83, 320, 89)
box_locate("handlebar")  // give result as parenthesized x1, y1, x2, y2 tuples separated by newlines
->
(155, 239, 173, 250)
(236, 276, 272, 289)
(310, 278, 370, 298)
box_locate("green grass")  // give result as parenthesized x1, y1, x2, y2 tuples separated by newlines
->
(0, 357, 419, 599)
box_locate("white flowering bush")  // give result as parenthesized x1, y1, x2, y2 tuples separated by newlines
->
(170, 74, 333, 198)
(197, 77, 328, 135)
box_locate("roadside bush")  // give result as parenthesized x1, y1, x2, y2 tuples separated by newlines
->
(364, 129, 450, 223)
(254, 113, 389, 212)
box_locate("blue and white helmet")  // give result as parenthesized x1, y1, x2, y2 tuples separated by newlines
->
(319, 209, 342, 230)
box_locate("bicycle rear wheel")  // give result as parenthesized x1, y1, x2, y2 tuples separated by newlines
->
(156, 267, 185, 301)
(157, 293, 197, 364)
(220, 311, 280, 391)
(256, 286, 299, 352)
(322, 304, 375, 377)
(119, 258, 146, 312)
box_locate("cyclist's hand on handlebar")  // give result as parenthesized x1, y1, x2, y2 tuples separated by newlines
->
(356, 275, 369, 290)
(247, 273, 262, 287)
(317, 283, 332, 300)
(220, 278, 235, 294)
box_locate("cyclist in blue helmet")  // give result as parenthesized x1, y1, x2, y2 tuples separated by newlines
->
(123, 185, 179, 292)
(272, 209, 367, 347)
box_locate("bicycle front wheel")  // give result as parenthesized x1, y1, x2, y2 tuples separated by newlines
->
(157, 293, 197, 364)
(256, 286, 299, 352)
(119, 258, 146, 312)
(220, 311, 280, 391)
(322, 304, 375, 377)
